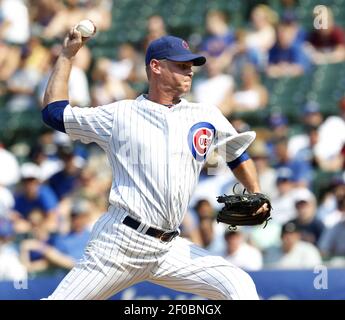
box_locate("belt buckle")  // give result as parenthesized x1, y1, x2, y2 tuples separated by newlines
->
(159, 231, 178, 242)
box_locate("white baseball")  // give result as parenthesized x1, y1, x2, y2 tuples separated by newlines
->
(76, 19, 96, 38)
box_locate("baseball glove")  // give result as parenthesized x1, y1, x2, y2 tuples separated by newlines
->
(216, 192, 272, 229)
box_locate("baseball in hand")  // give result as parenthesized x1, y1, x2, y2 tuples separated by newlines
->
(75, 19, 96, 38)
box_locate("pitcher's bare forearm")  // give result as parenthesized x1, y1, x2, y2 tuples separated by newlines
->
(43, 24, 89, 107)
(232, 159, 261, 193)
(43, 54, 73, 107)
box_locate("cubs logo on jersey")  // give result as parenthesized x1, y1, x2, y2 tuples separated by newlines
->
(188, 122, 216, 161)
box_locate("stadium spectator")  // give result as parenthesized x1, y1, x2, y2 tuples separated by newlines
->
(280, 10, 307, 46)
(0, 0, 30, 81)
(313, 97, 345, 172)
(266, 22, 311, 78)
(42, 0, 111, 40)
(317, 177, 345, 224)
(28, 0, 63, 37)
(142, 15, 167, 52)
(270, 0, 299, 20)
(273, 137, 313, 187)
(244, 220, 282, 254)
(0, 144, 20, 187)
(73, 152, 112, 202)
(289, 189, 325, 245)
(0, 145, 19, 215)
(81, 0, 112, 32)
(288, 101, 323, 159)
(20, 199, 92, 272)
(194, 199, 226, 256)
(265, 113, 289, 161)
(290, 125, 320, 172)
(270, 168, 298, 225)
(180, 210, 202, 246)
(49, 145, 82, 200)
(107, 43, 146, 84)
(44, 199, 91, 270)
(229, 114, 251, 134)
(13, 163, 59, 233)
(0, 185, 13, 218)
(199, 9, 236, 71)
(68, 46, 92, 107)
(28, 141, 63, 182)
(193, 56, 234, 114)
(221, 63, 268, 113)
(318, 198, 345, 262)
(244, 5, 277, 68)
(264, 221, 322, 269)
(247, 139, 278, 199)
(306, 6, 345, 65)
(224, 230, 263, 271)
(19, 209, 55, 274)
(90, 44, 138, 105)
(38, 45, 92, 107)
(0, 217, 27, 281)
(5, 38, 50, 112)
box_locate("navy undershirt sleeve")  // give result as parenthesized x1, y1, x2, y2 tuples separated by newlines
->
(227, 151, 250, 170)
(41, 100, 68, 133)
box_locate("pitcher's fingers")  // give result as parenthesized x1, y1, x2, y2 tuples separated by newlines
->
(253, 203, 269, 215)
(69, 26, 82, 40)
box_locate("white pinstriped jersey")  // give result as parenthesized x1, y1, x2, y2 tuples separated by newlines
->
(63, 94, 255, 231)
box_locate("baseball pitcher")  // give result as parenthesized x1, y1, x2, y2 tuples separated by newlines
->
(41, 23, 269, 300)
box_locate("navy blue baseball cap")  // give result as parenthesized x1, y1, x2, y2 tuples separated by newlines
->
(145, 35, 206, 66)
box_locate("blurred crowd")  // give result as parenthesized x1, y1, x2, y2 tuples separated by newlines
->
(0, 0, 345, 282)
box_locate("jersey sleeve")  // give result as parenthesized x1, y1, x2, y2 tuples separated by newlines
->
(210, 106, 256, 162)
(63, 103, 115, 149)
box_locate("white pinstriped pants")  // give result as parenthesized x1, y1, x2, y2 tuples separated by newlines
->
(46, 207, 259, 300)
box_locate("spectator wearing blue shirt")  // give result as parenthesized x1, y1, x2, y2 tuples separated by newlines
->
(19, 209, 57, 274)
(13, 163, 58, 233)
(21, 199, 92, 271)
(289, 190, 325, 246)
(49, 145, 82, 200)
(267, 22, 311, 78)
(273, 137, 313, 188)
(199, 10, 235, 58)
(280, 11, 307, 46)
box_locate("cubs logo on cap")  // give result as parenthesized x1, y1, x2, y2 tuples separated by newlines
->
(145, 35, 206, 66)
(188, 122, 215, 161)
(182, 40, 190, 49)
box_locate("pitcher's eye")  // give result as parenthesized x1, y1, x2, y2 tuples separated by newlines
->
(179, 63, 191, 70)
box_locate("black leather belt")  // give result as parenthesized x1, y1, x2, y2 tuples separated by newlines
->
(123, 216, 179, 242)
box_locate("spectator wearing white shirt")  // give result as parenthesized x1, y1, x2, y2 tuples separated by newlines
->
(0, 0, 30, 81)
(0, 0, 30, 45)
(224, 230, 263, 271)
(265, 221, 322, 269)
(221, 64, 268, 113)
(313, 98, 345, 172)
(38, 45, 91, 108)
(270, 168, 298, 225)
(193, 56, 234, 116)
(0, 218, 27, 281)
